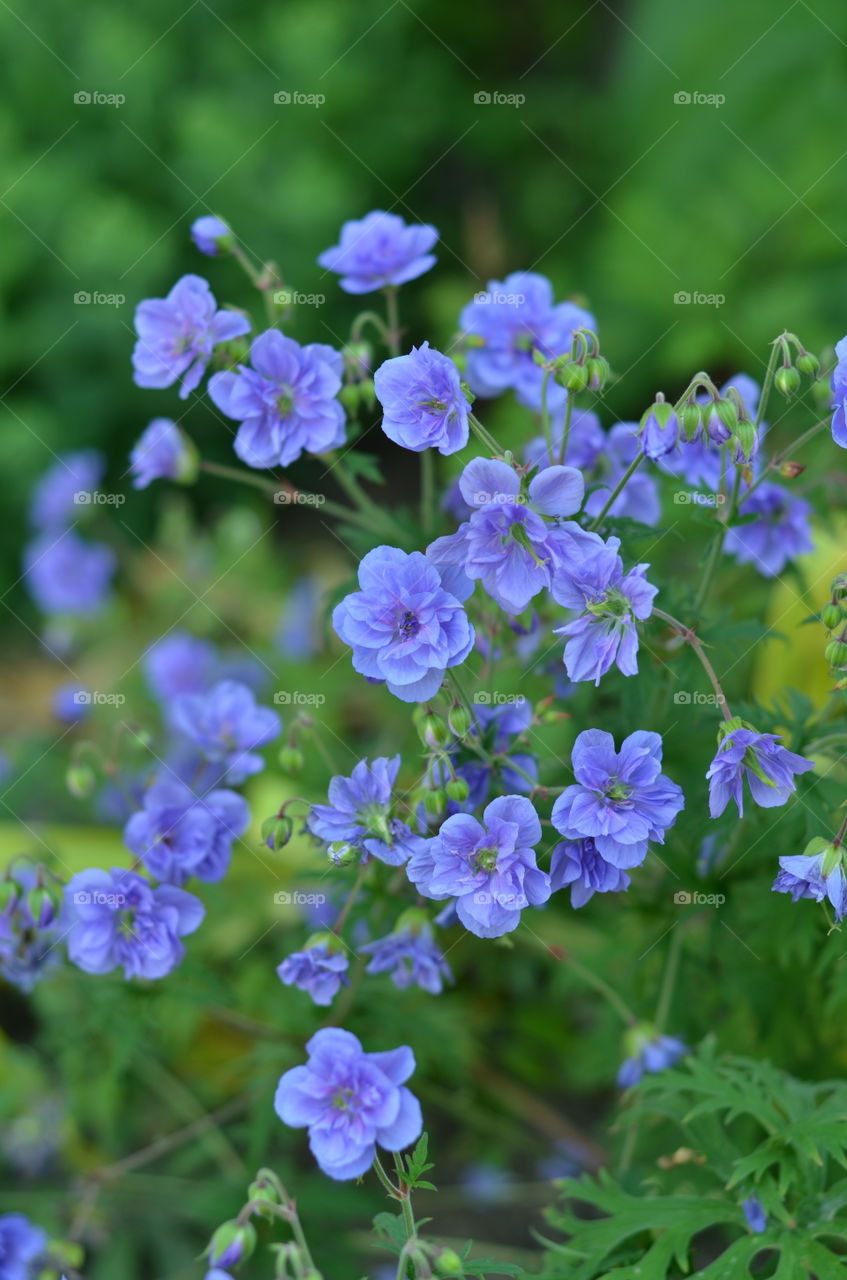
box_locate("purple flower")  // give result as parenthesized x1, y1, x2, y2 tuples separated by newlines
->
(51, 683, 89, 723)
(277, 942, 349, 1005)
(191, 215, 231, 256)
(552, 729, 684, 867)
(361, 919, 452, 993)
(706, 726, 813, 819)
(276, 577, 322, 661)
(638, 403, 679, 459)
(24, 530, 115, 616)
(124, 777, 250, 884)
(407, 795, 550, 938)
(661, 374, 764, 488)
(550, 838, 631, 908)
(307, 756, 424, 866)
(129, 418, 196, 489)
(426, 457, 587, 615)
(551, 535, 658, 684)
(143, 631, 218, 701)
(0, 866, 63, 993)
(172, 680, 280, 783)
(64, 868, 204, 979)
(831, 336, 847, 447)
(318, 210, 438, 294)
(274, 1027, 423, 1179)
(332, 546, 474, 703)
(0, 1213, 46, 1280)
(374, 342, 469, 455)
(617, 1028, 687, 1088)
(725, 482, 813, 578)
(742, 1197, 767, 1234)
(209, 329, 345, 468)
(583, 424, 661, 526)
(29, 449, 105, 530)
(132, 274, 250, 400)
(773, 843, 847, 918)
(460, 272, 595, 410)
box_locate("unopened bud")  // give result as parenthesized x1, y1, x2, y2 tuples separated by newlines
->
(445, 777, 470, 803)
(66, 762, 96, 799)
(822, 602, 843, 630)
(825, 638, 847, 669)
(208, 1220, 257, 1268)
(278, 745, 304, 775)
(446, 704, 472, 739)
(796, 352, 820, 377)
(424, 788, 446, 817)
(775, 366, 800, 396)
(328, 841, 357, 866)
(585, 356, 609, 391)
(715, 398, 738, 433)
(419, 712, 450, 752)
(435, 1248, 464, 1276)
(27, 885, 57, 927)
(556, 361, 588, 392)
(680, 402, 701, 440)
(732, 420, 758, 460)
(779, 460, 804, 479)
(262, 814, 293, 850)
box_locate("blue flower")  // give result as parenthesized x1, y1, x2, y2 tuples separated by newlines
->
(426, 457, 587, 614)
(172, 680, 280, 783)
(64, 868, 204, 979)
(0, 1212, 46, 1280)
(552, 729, 684, 867)
(318, 210, 438, 293)
(706, 726, 813, 819)
(638, 403, 679, 459)
(124, 777, 250, 884)
(190, 215, 232, 256)
(407, 795, 550, 939)
(374, 342, 469, 455)
(831, 336, 847, 447)
(277, 941, 349, 1005)
(29, 449, 105, 530)
(0, 866, 63, 993)
(583, 424, 661, 526)
(773, 841, 846, 918)
(617, 1027, 687, 1088)
(725, 482, 813, 578)
(209, 329, 345, 468)
(129, 418, 196, 489)
(333, 546, 474, 703)
(142, 631, 218, 702)
(24, 529, 116, 616)
(132, 274, 250, 400)
(460, 272, 595, 410)
(549, 838, 631, 908)
(551, 535, 658, 684)
(742, 1196, 768, 1234)
(51, 683, 90, 723)
(361, 917, 452, 993)
(274, 1027, 423, 1180)
(307, 755, 424, 866)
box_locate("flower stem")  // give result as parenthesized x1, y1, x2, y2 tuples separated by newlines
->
(557, 392, 575, 466)
(421, 449, 436, 536)
(540, 368, 553, 461)
(743, 417, 830, 503)
(319, 453, 407, 540)
(652, 606, 733, 720)
(384, 286, 401, 356)
(199, 460, 386, 533)
(468, 412, 506, 457)
(588, 451, 644, 529)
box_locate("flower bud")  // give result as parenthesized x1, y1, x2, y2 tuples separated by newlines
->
(262, 814, 293, 850)
(825, 638, 847, 669)
(208, 1219, 257, 1268)
(446, 703, 472, 739)
(435, 1248, 465, 1275)
(714, 398, 738, 434)
(586, 356, 610, 391)
(247, 1175, 280, 1207)
(328, 840, 357, 866)
(418, 712, 450, 752)
(775, 366, 800, 396)
(27, 885, 58, 927)
(732, 421, 758, 461)
(445, 776, 470, 803)
(680, 403, 701, 441)
(556, 361, 588, 392)
(796, 352, 820, 376)
(822, 602, 843, 630)
(424, 788, 446, 817)
(66, 762, 96, 799)
(278, 745, 304, 775)
(0, 879, 19, 912)
(779, 460, 804, 479)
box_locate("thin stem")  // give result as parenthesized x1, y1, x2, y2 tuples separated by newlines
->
(200, 460, 386, 533)
(200, 459, 279, 494)
(540, 368, 553, 461)
(468, 412, 506, 457)
(691, 464, 742, 618)
(351, 309, 392, 346)
(652, 607, 733, 720)
(655, 925, 683, 1033)
(744, 418, 829, 503)
(384, 286, 401, 356)
(421, 449, 436, 536)
(833, 810, 847, 848)
(566, 952, 639, 1024)
(319, 453, 407, 539)
(588, 451, 644, 529)
(373, 1154, 400, 1197)
(557, 392, 575, 465)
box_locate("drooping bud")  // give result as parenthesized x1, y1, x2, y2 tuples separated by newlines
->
(207, 1219, 257, 1268)
(27, 885, 58, 928)
(262, 814, 294, 851)
(66, 761, 96, 800)
(680, 402, 702, 441)
(796, 351, 820, 377)
(825, 638, 847, 669)
(423, 788, 446, 817)
(445, 776, 470, 803)
(822, 602, 843, 630)
(775, 366, 800, 396)
(555, 361, 589, 392)
(446, 703, 472, 739)
(278, 745, 304, 775)
(418, 712, 450, 752)
(714, 397, 738, 435)
(638, 395, 678, 459)
(585, 356, 610, 391)
(732, 420, 758, 461)
(435, 1248, 465, 1276)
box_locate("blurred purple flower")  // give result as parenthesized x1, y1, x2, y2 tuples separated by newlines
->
(24, 530, 115, 616)
(172, 680, 280, 783)
(318, 210, 438, 293)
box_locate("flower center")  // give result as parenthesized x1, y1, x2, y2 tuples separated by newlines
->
(606, 779, 632, 803)
(475, 845, 499, 872)
(276, 387, 294, 416)
(587, 588, 630, 620)
(397, 610, 419, 639)
(332, 1087, 356, 1111)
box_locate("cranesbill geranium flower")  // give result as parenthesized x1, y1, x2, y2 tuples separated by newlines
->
(551, 535, 658, 684)
(0, 1213, 46, 1280)
(318, 210, 438, 293)
(307, 755, 424, 866)
(724, 482, 813, 578)
(29, 449, 105, 530)
(208, 329, 345, 468)
(332, 546, 474, 703)
(831, 336, 847, 447)
(361, 912, 452, 994)
(277, 941, 349, 1006)
(374, 342, 469, 455)
(143, 631, 218, 702)
(129, 418, 196, 489)
(552, 729, 684, 866)
(132, 274, 250, 400)
(124, 777, 250, 884)
(407, 795, 550, 938)
(549, 838, 632, 908)
(23, 530, 116, 617)
(190, 215, 231, 256)
(773, 839, 847, 919)
(617, 1025, 688, 1088)
(706, 724, 813, 819)
(64, 868, 204, 979)
(0, 865, 63, 993)
(274, 1027, 423, 1180)
(460, 271, 595, 410)
(172, 680, 280, 783)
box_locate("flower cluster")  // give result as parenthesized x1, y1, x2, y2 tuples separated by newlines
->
(307, 755, 424, 865)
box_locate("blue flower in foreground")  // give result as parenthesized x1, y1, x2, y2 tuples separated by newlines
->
(361, 915, 452, 994)
(831, 336, 847, 447)
(551, 535, 658, 684)
(617, 1026, 687, 1088)
(64, 868, 204, 979)
(638, 400, 679, 460)
(132, 274, 250, 400)
(725, 482, 813, 578)
(374, 342, 469, 455)
(24, 530, 116, 616)
(460, 271, 595, 410)
(318, 210, 438, 293)
(124, 777, 250, 884)
(706, 725, 813, 819)
(190, 215, 232, 256)
(277, 941, 349, 1006)
(172, 680, 281, 783)
(142, 631, 218, 701)
(0, 1212, 46, 1280)
(552, 729, 684, 867)
(274, 1027, 423, 1180)
(742, 1196, 768, 1234)
(333, 546, 474, 703)
(307, 755, 424, 866)
(29, 449, 105, 530)
(209, 329, 345, 468)
(407, 795, 550, 938)
(129, 418, 196, 489)
(549, 838, 631, 908)
(773, 839, 846, 919)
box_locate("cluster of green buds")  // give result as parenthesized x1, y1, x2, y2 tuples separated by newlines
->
(413, 703, 471, 818)
(0, 863, 63, 927)
(533, 327, 610, 393)
(823, 573, 847, 682)
(206, 1168, 325, 1280)
(673, 372, 758, 458)
(770, 330, 821, 398)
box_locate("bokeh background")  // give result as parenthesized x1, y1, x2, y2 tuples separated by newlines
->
(3, 1, 847, 1277)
